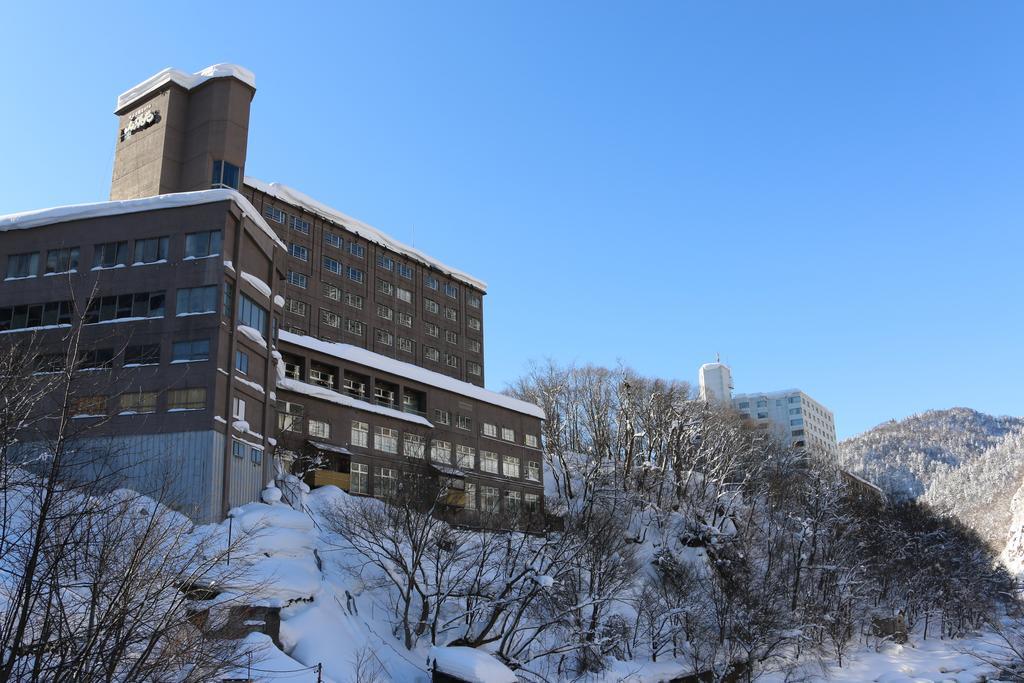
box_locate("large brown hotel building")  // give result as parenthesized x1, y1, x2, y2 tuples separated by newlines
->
(0, 64, 545, 523)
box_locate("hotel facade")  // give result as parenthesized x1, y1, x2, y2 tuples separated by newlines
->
(0, 64, 545, 524)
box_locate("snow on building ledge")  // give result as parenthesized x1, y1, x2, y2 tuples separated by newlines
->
(116, 63, 256, 113)
(277, 376, 434, 428)
(0, 188, 286, 250)
(245, 176, 488, 293)
(279, 331, 545, 420)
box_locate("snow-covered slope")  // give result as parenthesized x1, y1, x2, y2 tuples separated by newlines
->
(839, 407, 1024, 556)
(838, 408, 1024, 499)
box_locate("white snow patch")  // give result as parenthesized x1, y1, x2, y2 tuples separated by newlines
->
(116, 63, 255, 112)
(241, 271, 273, 300)
(237, 325, 268, 349)
(0, 189, 286, 250)
(429, 646, 517, 683)
(234, 375, 266, 394)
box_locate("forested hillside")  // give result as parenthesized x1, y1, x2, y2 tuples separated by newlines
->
(839, 408, 1024, 553)
(1, 347, 1018, 681)
(838, 408, 1024, 499)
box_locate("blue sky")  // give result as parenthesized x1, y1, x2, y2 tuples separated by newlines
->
(1, 2, 1021, 439)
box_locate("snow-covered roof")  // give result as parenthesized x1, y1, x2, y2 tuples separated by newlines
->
(839, 468, 886, 496)
(279, 331, 545, 420)
(431, 463, 467, 478)
(308, 440, 351, 455)
(277, 376, 434, 427)
(0, 189, 286, 250)
(116, 63, 255, 113)
(429, 646, 517, 683)
(245, 176, 487, 292)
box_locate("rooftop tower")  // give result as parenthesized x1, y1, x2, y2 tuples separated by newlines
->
(698, 361, 733, 403)
(110, 64, 256, 200)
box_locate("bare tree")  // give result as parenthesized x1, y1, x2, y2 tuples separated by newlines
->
(0, 322, 255, 682)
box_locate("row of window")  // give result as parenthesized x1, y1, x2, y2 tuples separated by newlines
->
(4, 230, 222, 279)
(736, 395, 802, 410)
(70, 387, 207, 416)
(277, 405, 539, 479)
(289, 264, 481, 321)
(286, 293, 481, 356)
(284, 315, 480, 375)
(279, 381, 535, 446)
(231, 438, 264, 464)
(434, 412, 538, 448)
(35, 338, 213, 372)
(271, 203, 484, 311)
(348, 463, 539, 514)
(0, 287, 265, 335)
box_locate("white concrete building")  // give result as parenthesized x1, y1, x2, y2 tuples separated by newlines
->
(698, 362, 733, 404)
(731, 389, 838, 460)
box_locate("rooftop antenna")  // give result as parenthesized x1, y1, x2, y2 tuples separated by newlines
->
(716, 352, 720, 363)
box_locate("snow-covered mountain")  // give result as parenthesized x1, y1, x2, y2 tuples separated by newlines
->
(839, 408, 1024, 499)
(839, 408, 1024, 552)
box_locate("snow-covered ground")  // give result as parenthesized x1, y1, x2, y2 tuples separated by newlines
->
(763, 631, 1010, 683)
(209, 479, 1019, 683)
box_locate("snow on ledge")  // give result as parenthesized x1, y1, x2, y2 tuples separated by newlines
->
(245, 176, 487, 292)
(240, 271, 272, 300)
(237, 325, 268, 349)
(0, 189, 286, 251)
(277, 376, 433, 427)
(279, 330, 545, 420)
(116, 63, 255, 112)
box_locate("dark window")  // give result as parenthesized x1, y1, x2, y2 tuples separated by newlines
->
(323, 256, 342, 275)
(176, 286, 217, 315)
(289, 216, 311, 235)
(232, 440, 246, 458)
(133, 237, 169, 264)
(172, 339, 210, 362)
(45, 247, 79, 274)
(239, 294, 268, 336)
(167, 387, 206, 411)
(223, 283, 234, 317)
(0, 300, 72, 332)
(78, 348, 114, 370)
(185, 231, 222, 259)
(93, 241, 128, 268)
(125, 343, 160, 366)
(35, 353, 65, 373)
(84, 292, 164, 323)
(211, 160, 240, 190)
(235, 349, 249, 374)
(6, 252, 39, 279)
